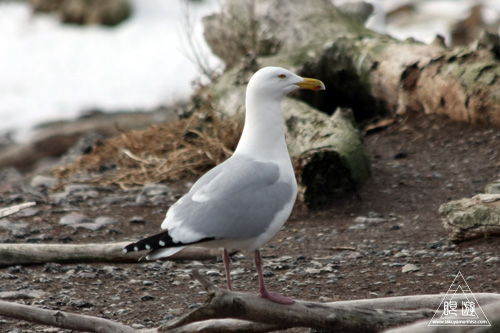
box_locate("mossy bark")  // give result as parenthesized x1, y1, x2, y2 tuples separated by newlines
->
(204, 0, 500, 127)
(288, 107, 370, 207)
(439, 194, 500, 242)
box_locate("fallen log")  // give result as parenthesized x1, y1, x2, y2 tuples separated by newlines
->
(291, 107, 370, 207)
(0, 242, 219, 267)
(203, 0, 500, 127)
(439, 193, 500, 242)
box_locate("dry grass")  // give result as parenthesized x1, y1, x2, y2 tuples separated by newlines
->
(54, 112, 243, 188)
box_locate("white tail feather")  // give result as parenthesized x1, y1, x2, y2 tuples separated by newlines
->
(146, 246, 186, 260)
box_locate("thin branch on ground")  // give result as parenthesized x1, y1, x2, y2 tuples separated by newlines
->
(0, 242, 220, 266)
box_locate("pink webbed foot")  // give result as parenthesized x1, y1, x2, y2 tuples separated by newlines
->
(254, 249, 294, 305)
(259, 289, 295, 304)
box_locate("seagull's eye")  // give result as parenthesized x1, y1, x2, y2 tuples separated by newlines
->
(278, 74, 287, 79)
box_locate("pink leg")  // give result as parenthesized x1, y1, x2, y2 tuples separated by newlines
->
(254, 249, 294, 304)
(223, 248, 233, 291)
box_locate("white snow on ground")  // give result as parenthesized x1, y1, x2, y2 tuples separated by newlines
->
(0, 0, 222, 141)
(1, 0, 499, 141)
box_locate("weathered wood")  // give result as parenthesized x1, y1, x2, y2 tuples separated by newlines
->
(384, 300, 500, 333)
(291, 107, 370, 207)
(161, 270, 432, 332)
(0, 242, 220, 267)
(439, 193, 500, 242)
(0, 202, 36, 219)
(204, 0, 500, 127)
(2, 282, 499, 333)
(0, 300, 140, 333)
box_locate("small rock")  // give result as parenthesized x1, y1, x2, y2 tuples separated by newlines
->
(143, 183, 171, 196)
(349, 224, 366, 230)
(485, 256, 499, 264)
(131, 324, 145, 329)
(78, 272, 97, 280)
(69, 299, 94, 308)
(394, 250, 410, 258)
(0, 219, 28, 233)
(169, 308, 184, 316)
(414, 250, 429, 256)
(346, 252, 362, 260)
(60, 212, 92, 225)
(355, 216, 387, 224)
(150, 194, 171, 205)
(115, 308, 127, 315)
(44, 263, 62, 273)
(230, 268, 245, 275)
(13, 207, 40, 218)
(402, 264, 420, 273)
(441, 252, 458, 258)
(354, 216, 367, 223)
(305, 267, 322, 275)
(130, 216, 146, 224)
(59, 212, 114, 231)
(135, 193, 147, 205)
(30, 175, 59, 189)
(0, 168, 23, 189)
(141, 294, 155, 301)
(94, 216, 118, 226)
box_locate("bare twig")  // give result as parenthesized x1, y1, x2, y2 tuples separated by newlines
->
(0, 202, 36, 218)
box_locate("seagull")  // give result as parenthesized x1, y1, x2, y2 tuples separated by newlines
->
(124, 66, 325, 304)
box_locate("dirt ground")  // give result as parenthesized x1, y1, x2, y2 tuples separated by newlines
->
(1, 111, 500, 332)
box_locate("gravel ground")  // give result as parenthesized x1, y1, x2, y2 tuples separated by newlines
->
(1, 112, 499, 332)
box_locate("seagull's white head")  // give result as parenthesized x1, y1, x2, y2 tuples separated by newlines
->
(247, 66, 326, 99)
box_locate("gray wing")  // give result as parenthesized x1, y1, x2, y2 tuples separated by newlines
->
(162, 155, 294, 242)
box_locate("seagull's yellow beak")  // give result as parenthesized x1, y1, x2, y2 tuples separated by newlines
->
(296, 77, 326, 91)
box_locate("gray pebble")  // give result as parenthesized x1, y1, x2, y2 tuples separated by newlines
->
(402, 264, 420, 273)
(130, 216, 146, 224)
(60, 212, 92, 226)
(485, 256, 499, 264)
(30, 175, 59, 189)
(143, 183, 171, 196)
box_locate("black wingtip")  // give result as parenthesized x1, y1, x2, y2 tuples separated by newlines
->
(123, 230, 215, 255)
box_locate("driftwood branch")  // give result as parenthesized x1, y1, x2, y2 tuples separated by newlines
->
(385, 299, 500, 333)
(2, 269, 500, 333)
(0, 242, 219, 267)
(0, 202, 36, 218)
(0, 300, 142, 333)
(161, 270, 452, 332)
